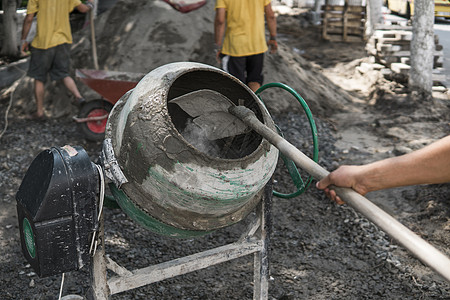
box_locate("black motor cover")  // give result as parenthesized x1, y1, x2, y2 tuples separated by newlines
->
(16, 145, 98, 277)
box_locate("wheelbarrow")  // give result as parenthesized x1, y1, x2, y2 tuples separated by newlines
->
(74, 69, 145, 141)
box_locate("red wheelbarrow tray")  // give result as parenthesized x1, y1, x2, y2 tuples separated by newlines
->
(76, 69, 145, 104)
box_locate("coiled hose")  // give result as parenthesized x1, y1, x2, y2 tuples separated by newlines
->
(256, 82, 319, 198)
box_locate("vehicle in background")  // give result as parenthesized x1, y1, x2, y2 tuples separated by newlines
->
(385, 0, 450, 19)
(435, 0, 450, 18)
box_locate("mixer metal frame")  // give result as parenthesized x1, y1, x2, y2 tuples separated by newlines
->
(88, 183, 273, 299)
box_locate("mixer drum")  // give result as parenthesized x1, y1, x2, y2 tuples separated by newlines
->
(104, 62, 278, 237)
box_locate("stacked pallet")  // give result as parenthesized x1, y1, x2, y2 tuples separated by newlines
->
(321, 0, 366, 42)
(366, 27, 445, 84)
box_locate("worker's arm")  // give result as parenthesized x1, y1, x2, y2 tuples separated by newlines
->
(20, 13, 35, 55)
(214, 7, 226, 63)
(265, 3, 277, 54)
(317, 135, 450, 203)
(76, 0, 94, 13)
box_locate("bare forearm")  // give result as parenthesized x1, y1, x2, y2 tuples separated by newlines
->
(214, 23, 225, 46)
(214, 9, 226, 47)
(21, 15, 33, 41)
(317, 136, 450, 203)
(362, 135, 450, 191)
(266, 12, 277, 38)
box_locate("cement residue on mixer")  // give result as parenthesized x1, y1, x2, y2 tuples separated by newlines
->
(182, 119, 222, 157)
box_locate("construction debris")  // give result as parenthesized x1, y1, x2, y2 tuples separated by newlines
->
(366, 26, 445, 86)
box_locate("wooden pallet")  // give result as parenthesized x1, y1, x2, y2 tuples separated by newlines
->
(322, 0, 366, 42)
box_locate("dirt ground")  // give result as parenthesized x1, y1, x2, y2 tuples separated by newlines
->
(1, 1, 450, 299)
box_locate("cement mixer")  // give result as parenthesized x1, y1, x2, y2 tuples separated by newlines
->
(15, 62, 450, 299)
(102, 62, 279, 237)
(15, 62, 296, 298)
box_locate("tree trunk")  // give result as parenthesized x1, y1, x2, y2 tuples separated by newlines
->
(409, 0, 434, 98)
(1, 0, 20, 57)
(314, 0, 322, 12)
(366, 0, 382, 37)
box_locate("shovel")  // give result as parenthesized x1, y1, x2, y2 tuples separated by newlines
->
(170, 89, 450, 283)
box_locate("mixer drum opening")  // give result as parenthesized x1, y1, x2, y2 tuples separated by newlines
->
(105, 62, 278, 237)
(167, 70, 264, 159)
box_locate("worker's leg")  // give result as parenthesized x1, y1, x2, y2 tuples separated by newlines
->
(51, 43, 84, 103)
(34, 79, 45, 117)
(246, 53, 264, 93)
(63, 76, 82, 99)
(247, 82, 261, 92)
(27, 47, 51, 117)
(223, 56, 246, 84)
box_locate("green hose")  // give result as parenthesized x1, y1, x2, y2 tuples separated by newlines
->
(256, 82, 319, 198)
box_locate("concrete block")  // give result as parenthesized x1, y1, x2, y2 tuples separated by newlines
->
(390, 62, 410, 74)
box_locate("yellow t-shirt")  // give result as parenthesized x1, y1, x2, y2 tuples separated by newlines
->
(215, 0, 271, 57)
(27, 0, 81, 49)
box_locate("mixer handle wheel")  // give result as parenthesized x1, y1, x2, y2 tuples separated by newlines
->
(256, 83, 319, 199)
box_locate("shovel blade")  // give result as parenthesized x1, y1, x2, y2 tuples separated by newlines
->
(169, 90, 235, 117)
(169, 89, 250, 140)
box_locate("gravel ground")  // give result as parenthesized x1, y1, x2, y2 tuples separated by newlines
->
(1, 2, 450, 299)
(0, 100, 449, 299)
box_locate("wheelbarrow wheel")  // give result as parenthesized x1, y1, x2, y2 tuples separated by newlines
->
(78, 99, 113, 141)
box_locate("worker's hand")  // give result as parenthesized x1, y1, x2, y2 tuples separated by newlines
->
(268, 39, 278, 54)
(215, 51, 221, 65)
(83, 0, 95, 10)
(20, 40, 30, 57)
(316, 165, 369, 205)
(214, 44, 222, 65)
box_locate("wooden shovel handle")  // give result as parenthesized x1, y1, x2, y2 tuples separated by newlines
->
(229, 105, 450, 283)
(90, 3, 99, 70)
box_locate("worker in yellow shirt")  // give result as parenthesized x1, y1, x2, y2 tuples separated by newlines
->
(214, 0, 277, 92)
(20, 0, 94, 120)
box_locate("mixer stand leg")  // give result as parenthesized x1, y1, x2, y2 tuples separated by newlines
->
(253, 182, 272, 300)
(88, 183, 273, 300)
(87, 214, 110, 300)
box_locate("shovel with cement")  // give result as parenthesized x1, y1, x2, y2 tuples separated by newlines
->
(169, 89, 450, 283)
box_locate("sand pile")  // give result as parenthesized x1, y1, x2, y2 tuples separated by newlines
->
(67, 0, 352, 117)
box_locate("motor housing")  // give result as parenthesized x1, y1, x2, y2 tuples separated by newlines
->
(16, 145, 98, 277)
